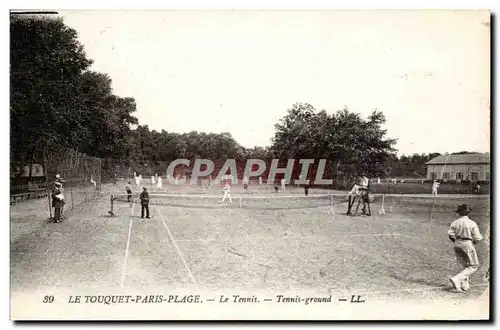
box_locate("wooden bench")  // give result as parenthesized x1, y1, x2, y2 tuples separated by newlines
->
(10, 193, 32, 204)
(10, 189, 48, 204)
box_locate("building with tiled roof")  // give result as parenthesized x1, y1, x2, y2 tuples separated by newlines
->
(425, 153, 490, 182)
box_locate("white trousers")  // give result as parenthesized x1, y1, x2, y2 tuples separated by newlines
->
(222, 192, 232, 203)
(451, 240, 479, 288)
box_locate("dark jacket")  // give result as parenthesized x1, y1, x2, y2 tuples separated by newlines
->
(51, 187, 65, 208)
(140, 191, 150, 205)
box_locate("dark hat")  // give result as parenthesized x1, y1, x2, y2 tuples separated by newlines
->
(143, 186, 148, 190)
(455, 204, 472, 215)
(54, 182, 62, 187)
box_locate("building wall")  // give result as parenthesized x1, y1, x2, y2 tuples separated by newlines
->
(426, 163, 490, 181)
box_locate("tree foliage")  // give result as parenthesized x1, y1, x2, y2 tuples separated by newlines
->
(387, 153, 442, 178)
(270, 103, 397, 183)
(10, 15, 139, 164)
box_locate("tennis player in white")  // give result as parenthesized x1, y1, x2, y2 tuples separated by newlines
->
(432, 180, 440, 196)
(221, 181, 232, 204)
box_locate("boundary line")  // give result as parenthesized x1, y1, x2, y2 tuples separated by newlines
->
(175, 233, 405, 242)
(157, 209, 199, 290)
(120, 200, 135, 288)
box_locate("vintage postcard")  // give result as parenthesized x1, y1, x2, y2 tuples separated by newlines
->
(9, 9, 490, 320)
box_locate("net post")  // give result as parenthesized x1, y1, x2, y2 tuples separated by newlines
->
(427, 198, 435, 240)
(43, 148, 52, 219)
(109, 194, 115, 217)
(378, 194, 386, 215)
(47, 189, 52, 219)
(327, 194, 334, 215)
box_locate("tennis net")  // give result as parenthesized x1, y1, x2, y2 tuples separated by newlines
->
(108, 191, 488, 216)
(110, 192, 343, 211)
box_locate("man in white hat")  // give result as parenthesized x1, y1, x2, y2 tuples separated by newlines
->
(447, 204, 483, 292)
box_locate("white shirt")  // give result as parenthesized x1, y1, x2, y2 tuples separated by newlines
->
(360, 176, 369, 188)
(349, 184, 361, 196)
(447, 216, 483, 242)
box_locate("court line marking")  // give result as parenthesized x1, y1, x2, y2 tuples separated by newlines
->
(175, 233, 405, 242)
(120, 200, 135, 288)
(157, 209, 199, 290)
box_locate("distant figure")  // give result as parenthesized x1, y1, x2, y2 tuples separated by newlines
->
(346, 178, 361, 216)
(55, 174, 65, 184)
(135, 174, 140, 186)
(51, 182, 65, 223)
(151, 175, 155, 185)
(55, 174, 66, 219)
(304, 184, 309, 196)
(139, 187, 151, 219)
(377, 177, 381, 184)
(125, 182, 132, 202)
(221, 182, 232, 203)
(347, 174, 371, 216)
(274, 185, 279, 193)
(243, 176, 249, 192)
(157, 176, 163, 189)
(174, 175, 179, 186)
(259, 177, 263, 185)
(447, 204, 482, 292)
(90, 176, 97, 190)
(432, 180, 440, 196)
(359, 173, 371, 216)
(474, 183, 481, 194)
(281, 178, 286, 191)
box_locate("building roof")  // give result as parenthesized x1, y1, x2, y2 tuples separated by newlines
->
(426, 153, 490, 165)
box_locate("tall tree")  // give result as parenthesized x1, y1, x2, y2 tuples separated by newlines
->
(10, 15, 92, 167)
(270, 103, 397, 185)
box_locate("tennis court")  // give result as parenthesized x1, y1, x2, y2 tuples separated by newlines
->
(10, 182, 490, 305)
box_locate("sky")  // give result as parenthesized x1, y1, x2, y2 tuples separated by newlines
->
(59, 10, 490, 156)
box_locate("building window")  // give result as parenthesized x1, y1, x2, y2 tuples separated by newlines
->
(471, 172, 478, 181)
(456, 173, 463, 180)
(442, 172, 449, 180)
